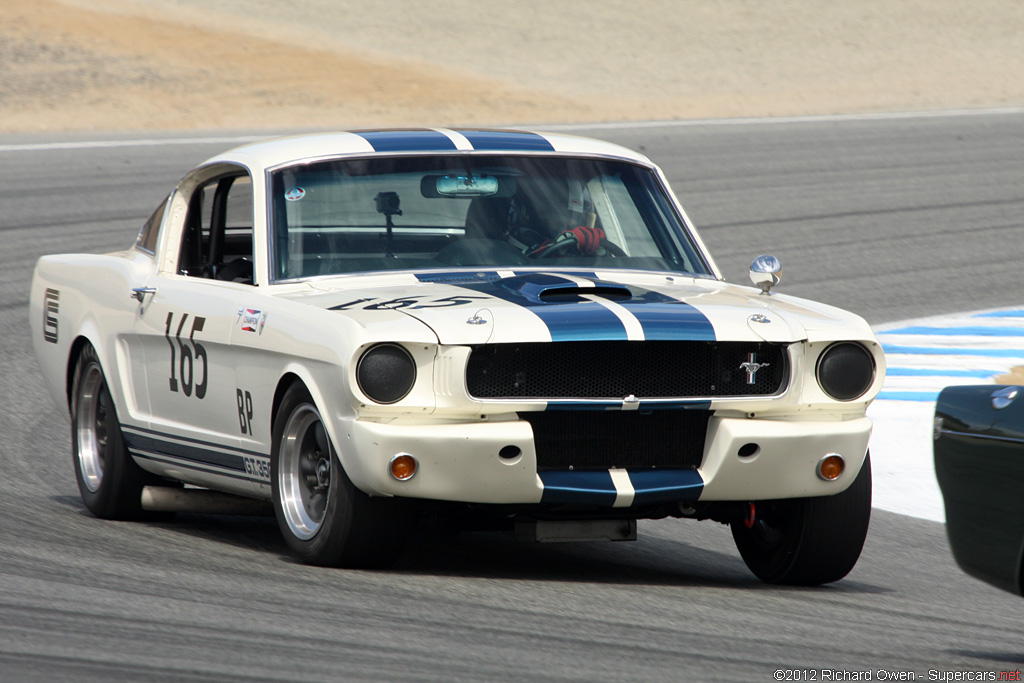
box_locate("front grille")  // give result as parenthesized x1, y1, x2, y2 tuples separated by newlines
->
(467, 341, 787, 399)
(521, 410, 710, 471)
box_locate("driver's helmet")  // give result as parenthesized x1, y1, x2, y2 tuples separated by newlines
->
(507, 178, 595, 250)
(506, 192, 545, 249)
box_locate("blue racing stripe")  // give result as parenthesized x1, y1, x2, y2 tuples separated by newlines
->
(619, 290, 716, 341)
(536, 302, 627, 341)
(539, 470, 617, 505)
(354, 130, 457, 152)
(455, 272, 629, 341)
(637, 400, 713, 411)
(122, 428, 249, 473)
(628, 469, 704, 506)
(544, 401, 624, 411)
(122, 425, 265, 457)
(427, 272, 717, 343)
(459, 130, 555, 151)
(543, 400, 713, 411)
(415, 271, 502, 284)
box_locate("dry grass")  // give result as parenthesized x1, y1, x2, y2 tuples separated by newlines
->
(2, 0, 1022, 133)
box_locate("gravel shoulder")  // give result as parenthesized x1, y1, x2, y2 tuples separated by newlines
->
(3, 0, 1023, 133)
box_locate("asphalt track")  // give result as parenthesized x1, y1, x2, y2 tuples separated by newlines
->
(1, 111, 1023, 681)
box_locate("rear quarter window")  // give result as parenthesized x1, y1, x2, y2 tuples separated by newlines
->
(136, 193, 170, 254)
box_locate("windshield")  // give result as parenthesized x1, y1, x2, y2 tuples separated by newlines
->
(269, 155, 711, 281)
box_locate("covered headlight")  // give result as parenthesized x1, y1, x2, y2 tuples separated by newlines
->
(816, 342, 875, 401)
(357, 343, 416, 404)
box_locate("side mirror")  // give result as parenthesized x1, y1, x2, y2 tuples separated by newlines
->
(750, 254, 781, 295)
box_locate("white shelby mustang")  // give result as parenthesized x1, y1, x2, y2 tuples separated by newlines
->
(30, 128, 885, 585)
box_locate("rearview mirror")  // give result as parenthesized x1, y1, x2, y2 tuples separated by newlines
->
(437, 175, 499, 196)
(421, 174, 515, 198)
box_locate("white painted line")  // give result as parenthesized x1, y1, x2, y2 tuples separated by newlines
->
(2, 107, 1021, 152)
(0, 135, 270, 153)
(539, 107, 1024, 132)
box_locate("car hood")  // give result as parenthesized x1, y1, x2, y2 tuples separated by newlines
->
(295, 270, 873, 345)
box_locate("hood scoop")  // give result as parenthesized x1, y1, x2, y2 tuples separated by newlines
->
(494, 273, 633, 303)
(539, 286, 632, 303)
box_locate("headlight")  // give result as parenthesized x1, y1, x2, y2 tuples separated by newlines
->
(816, 342, 875, 401)
(357, 344, 416, 404)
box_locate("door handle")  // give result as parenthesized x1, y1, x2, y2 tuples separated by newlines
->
(130, 287, 157, 302)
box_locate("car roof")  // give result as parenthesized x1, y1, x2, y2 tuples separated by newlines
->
(202, 128, 653, 172)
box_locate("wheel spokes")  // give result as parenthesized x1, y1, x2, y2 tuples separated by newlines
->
(95, 386, 112, 454)
(314, 421, 328, 453)
(313, 423, 331, 491)
(308, 491, 327, 522)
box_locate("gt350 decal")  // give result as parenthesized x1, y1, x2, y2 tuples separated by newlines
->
(164, 312, 208, 398)
(243, 455, 271, 481)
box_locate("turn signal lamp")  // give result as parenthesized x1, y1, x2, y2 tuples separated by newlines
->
(389, 453, 418, 481)
(817, 454, 846, 481)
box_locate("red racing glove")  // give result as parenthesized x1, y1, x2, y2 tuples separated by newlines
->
(563, 225, 605, 254)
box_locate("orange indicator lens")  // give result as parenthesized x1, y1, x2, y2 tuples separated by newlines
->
(389, 454, 417, 481)
(818, 454, 845, 481)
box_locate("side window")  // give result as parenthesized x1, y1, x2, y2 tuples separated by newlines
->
(178, 173, 254, 284)
(223, 176, 253, 259)
(135, 193, 170, 254)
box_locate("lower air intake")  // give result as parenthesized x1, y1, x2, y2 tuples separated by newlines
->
(520, 410, 710, 471)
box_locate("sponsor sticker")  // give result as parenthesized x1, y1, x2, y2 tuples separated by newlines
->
(240, 308, 261, 332)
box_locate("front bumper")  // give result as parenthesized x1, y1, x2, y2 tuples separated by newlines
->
(339, 413, 873, 507)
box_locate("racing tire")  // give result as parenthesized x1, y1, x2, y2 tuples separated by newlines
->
(730, 454, 872, 586)
(271, 383, 410, 568)
(71, 342, 157, 520)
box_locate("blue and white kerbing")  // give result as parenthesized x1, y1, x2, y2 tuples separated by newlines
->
(869, 307, 1024, 523)
(875, 308, 1024, 401)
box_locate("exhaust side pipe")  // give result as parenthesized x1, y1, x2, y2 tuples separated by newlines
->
(141, 486, 274, 516)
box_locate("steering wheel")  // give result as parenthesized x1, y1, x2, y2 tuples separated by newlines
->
(597, 239, 627, 257)
(530, 237, 627, 259)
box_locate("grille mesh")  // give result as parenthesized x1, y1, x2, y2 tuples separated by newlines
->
(521, 410, 710, 471)
(467, 341, 787, 400)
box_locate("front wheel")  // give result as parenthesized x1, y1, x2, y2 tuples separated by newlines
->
(730, 454, 872, 585)
(271, 383, 410, 568)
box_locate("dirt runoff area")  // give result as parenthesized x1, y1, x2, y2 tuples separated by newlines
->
(1, 0, 1022, 134)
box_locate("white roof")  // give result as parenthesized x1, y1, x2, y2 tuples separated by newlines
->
(202, 128, 652, 172)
